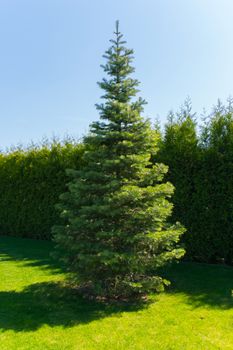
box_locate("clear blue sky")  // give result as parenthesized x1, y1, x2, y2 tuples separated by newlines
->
(1, 0, 233, 149)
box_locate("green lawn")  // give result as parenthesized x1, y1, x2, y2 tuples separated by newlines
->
(0, 236, 233, 350)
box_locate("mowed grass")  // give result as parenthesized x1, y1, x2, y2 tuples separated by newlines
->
(0, 236, 233, 350)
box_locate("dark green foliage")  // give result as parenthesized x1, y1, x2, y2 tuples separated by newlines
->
(157, 100, 199, 258)
(159, 100, 233, 264)
(0, 140, 84, 239)
(53, 22, 185, 298)
(194, 104, 233, 263)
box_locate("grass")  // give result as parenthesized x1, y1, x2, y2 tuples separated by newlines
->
(0, 236, 233, 350)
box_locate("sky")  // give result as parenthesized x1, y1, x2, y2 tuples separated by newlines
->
(0, 0, 233, 149)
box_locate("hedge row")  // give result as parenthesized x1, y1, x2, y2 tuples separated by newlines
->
(157, 100, 233, 264)
(0, 141, 84, 239)
(1, 101, 233, 263)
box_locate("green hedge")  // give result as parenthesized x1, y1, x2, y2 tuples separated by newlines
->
(157, 102, 233, 264)
(2, 101, 233, 262)
(0, 141, 84, 239)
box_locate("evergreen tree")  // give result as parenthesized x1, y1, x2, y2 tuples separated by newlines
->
(197, 103, 233, 263)
(53, 21, 185, 298)
(157, 100, 199, 260)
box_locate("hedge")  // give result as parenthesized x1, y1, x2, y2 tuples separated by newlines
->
(1, 101, 233, 264)
(0, 141, 84, 239)
(157, 101, 233, 264)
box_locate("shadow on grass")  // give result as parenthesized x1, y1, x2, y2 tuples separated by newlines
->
(0, 281, 148, 332)
(0, 236, 149, 332)
(0, 235, 63, 273)
(1, 235, 233, 333)
(163, 261, 233, 310)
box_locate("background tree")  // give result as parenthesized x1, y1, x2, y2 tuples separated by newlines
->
(157, 98, 233, 264)
(53, 21, 185, 298)
(196, 100, 233, 263)
(157, 99, 199, 259)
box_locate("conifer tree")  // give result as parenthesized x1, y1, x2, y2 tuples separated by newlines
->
(157, 100, 198, 260)
(53, 21, 185, 298)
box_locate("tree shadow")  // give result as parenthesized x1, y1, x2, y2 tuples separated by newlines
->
(0, 236, 149, 332)
(0, 235, 63, 273)
(163, 262, 233, 309)
(1, 235, 233, 332)
(0, 281, 149, 332)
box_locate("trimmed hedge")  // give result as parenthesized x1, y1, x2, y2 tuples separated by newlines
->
(2, 100, 233, 263)
(158, 102, 233, 264)
(0, 141, 84, 239)
(157, 114, 199, 257)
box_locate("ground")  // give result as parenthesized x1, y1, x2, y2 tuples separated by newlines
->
(0, 235, 233, 350)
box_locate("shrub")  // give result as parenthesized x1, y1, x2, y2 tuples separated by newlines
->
(0, 140, 84, 239)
